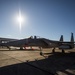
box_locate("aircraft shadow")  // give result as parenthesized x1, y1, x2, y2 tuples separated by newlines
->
(0, 52, 75, 75)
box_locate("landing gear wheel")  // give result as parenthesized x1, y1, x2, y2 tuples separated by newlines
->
(62, 49, 65, 53)
(40, 52, 43, 56)
(52, 48, 55, 53)
(20, 47, 23, 50)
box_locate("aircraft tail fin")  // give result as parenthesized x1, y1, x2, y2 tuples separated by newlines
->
(70, 33, 74, 42)
(60, 35, 63, 42)
(70, 33, 74, 48)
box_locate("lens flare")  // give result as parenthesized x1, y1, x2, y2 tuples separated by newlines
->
(17, 9, 24, 31)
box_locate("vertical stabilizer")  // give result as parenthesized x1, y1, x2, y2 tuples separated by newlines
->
(60, 35, 63, 42)
(70, 33, 74, 42)
(70, 33, 74, 48)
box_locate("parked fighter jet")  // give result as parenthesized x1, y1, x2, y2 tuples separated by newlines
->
(0, 37, 18, 47)
(1, 33, 74, 53)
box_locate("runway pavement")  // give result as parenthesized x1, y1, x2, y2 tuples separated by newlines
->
(0, 48, 75, 75)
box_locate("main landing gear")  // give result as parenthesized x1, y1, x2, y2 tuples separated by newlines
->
(62, 49, 65, 53)
(52, 48, 65, 53)
(39, 47, 43, 56)
(20, 47, 23, 50)
(52, 48, 55, 53)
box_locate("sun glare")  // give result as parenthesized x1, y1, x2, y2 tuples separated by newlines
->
(17, 10, 24, 31)
(17, 15, 23, 23)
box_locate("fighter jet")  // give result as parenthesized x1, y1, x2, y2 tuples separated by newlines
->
(0, 37, 18, 47)
(1, 33, 74, 53)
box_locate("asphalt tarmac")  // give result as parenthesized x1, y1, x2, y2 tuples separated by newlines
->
(0, 48, 75, 75)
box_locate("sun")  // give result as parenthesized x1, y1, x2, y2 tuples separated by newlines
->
(17, 15, 23, 23)
(17, 10, 24, 31)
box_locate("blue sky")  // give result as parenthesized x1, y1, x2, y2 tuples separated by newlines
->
(0, 0, 75, 41)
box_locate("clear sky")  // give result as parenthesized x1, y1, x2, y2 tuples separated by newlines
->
(0, 0, 75, 41)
